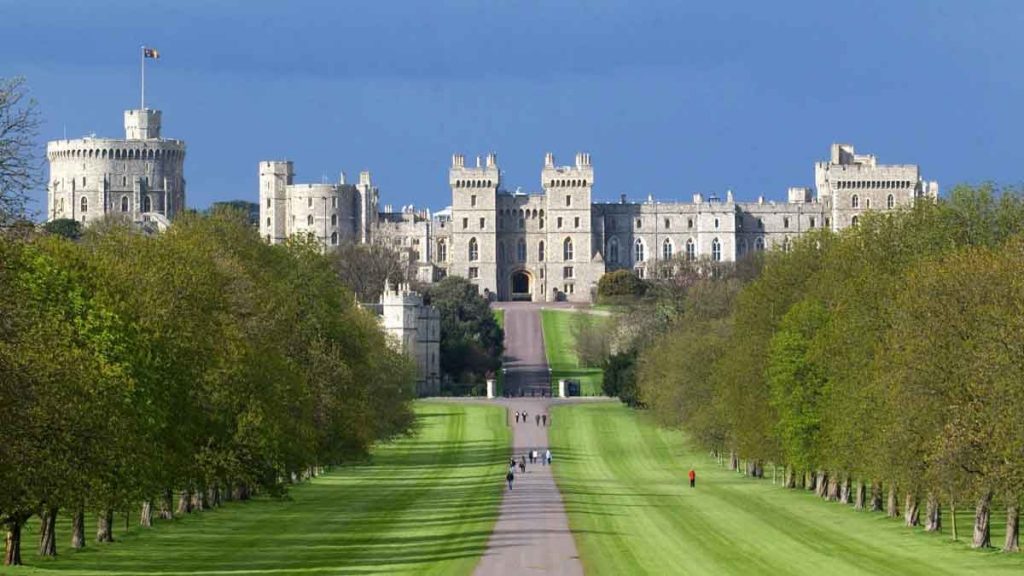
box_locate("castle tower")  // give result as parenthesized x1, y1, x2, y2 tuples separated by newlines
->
(542, 152, 595, 301)
(46, 107, 186, 226)
(259, 160, 293, 243)
(448, 152, 500, 298)
(356, 170, 378, 243)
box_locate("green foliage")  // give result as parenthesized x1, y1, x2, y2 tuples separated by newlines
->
(42, 218, 82, 240)
(424, 276, 503, 383)
(596, 269, 648, 303)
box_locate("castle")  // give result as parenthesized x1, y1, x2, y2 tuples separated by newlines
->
(46, 107, 186, 229)
(370, 282, 441, 396)
(259, 144, 938, 302)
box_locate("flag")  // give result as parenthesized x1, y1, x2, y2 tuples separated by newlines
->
(143, 47, 160, 59)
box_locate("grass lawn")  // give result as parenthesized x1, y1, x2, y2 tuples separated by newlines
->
(540, 309, 605, 396)
(12, 401, 510, 576)
(493, 308, 504, 329)
(549, 402, 1024, 576)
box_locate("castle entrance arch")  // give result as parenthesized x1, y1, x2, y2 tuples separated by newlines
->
(510, 270, 532, 301)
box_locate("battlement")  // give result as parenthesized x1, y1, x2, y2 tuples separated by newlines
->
(450, 152, 500, 188)
(124, 109, 162, 140)
(541, 152, 594, 189)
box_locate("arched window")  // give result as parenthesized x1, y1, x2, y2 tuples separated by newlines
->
(142, 195, 151, 212)
(468, 237, 479, 261)
(516, 238, 526, 262)
(851, 215, 859, 227)
(120, 196, 129, 212)
(887, 194, 895, 209)
(755, 237, 765, 251)
(711, 238, 722, 262)
(851, 194, 859, 208)
(634, 238, 645, 263)
(307, 214, 314, 226)
(685, 238, 695, 261)
(865, 198, 871, 209)
(437, 240, 447, 262)
(80, 196, 88, 213)
(662, 238, 673, 260)
(331, 232, 338, 245)
(563, 237, 574, 261)
(608, 237, 619, 263)
(538, 240, 545, 261)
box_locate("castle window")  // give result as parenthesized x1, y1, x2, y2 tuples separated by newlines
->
(468, 266, 479, 279)
(636, 218, 642, 228)
(755, 237, 765, 251)
(437, 241, 447, 262)
(687, 218, 693, 229)
(307, 215, 314, 226)
(266, 217, 271, 227)
(142, 195, 151, 212)
(563, 266, 574, 279)
(332, 197, 337, 208)
(686, 238, 695, 261)
(308, 197, 313, 208)
(462, 217, 468, 229)
(468, 238, 479, 261)
(331, 214, 338, 226)
(809, 217, 816, 228)
(517, 239, 526, 262)
(557, 217, 563, 228)
(783, 217, 790, 229)
(662, 238, 673, 260)
(887, 194, 895, 209)
(608, 237, 619, 263)
(583, 180, 587, 186)
(865, 198, 871, 209)
(471, 194, 477, 207)
(121, 196, 129, 212)
(331, 232, 338, 245)
(711, 238, 722, 262)
(82, 177, 86, 187)
(266, 198, 271, 208)
(714, 218, 720, 229)
(758, 218, 764, 229)
(479, 217, 485, 229)
(563, 237, 574, 261)
(539, 240, 545, 261)
(825, 217, 830, 228)
(122, 176, 127, 186)
(852, 194, 859, 208)
(664, 218, 670, 229)
(539, 218, 545, 229)
(851, 215, 859, 227)
(566, 195, 572, 207)
(574, 216, 580, 228)
(80, 196, 88, 213)
(634, 238, 645, 263)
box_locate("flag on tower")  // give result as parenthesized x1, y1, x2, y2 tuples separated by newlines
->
(143, 47, 160, 59)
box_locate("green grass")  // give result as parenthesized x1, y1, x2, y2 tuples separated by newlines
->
(493, 308, 504, 329)
(549, 402, 1024, 575)
(540, 309, 605, 396)
(11, 401, 510, 576)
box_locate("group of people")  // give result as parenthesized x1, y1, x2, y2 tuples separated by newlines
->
(513, 410, 549, 427)
(505, 448, 552, 490)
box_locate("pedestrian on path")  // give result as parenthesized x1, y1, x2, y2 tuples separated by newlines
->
(545, 449, 552, 466)
(543, 414, 548, 426)
(536, 414, 541, 426)
(523, 410, 529, 423)
(531, 449, 538, 464)
(506, 468, 515, 490)
(688, 469, 696, 488)
(510, 458, 517, 471)
(515, 411, 520, 424)
(519, 456, 526, 474)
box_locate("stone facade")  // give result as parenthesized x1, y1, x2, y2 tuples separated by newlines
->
(373, 282, 441, 397)
(46, 108, 186, 229)
(261, 144, 937, 302)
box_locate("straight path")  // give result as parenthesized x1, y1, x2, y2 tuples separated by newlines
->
(475, 302, 583, 575)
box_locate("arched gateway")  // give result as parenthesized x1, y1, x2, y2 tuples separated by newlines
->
(510, 270, 532, 301)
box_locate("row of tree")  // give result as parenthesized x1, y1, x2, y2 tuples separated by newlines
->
(608, 185, 1024, 552)
(0, 210, 417, 565)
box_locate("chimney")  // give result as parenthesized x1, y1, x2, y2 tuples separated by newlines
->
(545, 152, 554, 167)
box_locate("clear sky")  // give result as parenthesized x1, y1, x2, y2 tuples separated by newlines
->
(2, 0, 1022, 215)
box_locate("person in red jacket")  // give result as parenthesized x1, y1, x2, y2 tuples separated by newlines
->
(688, 469, 696, 488)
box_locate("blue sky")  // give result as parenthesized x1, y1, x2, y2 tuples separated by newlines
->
(2, 0, 1022, 214)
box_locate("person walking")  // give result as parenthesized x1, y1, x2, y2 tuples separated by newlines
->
(514, 411, 520, 424)
(519, 455, 526, 474)
(688, 469, 696, 488)
(544, 449, 552, 466)
(536, 414, 541, 426)
(523, 410, 528, 423)
(506, 468, 515, 490)
(542, 414, 548, 426)
(532, 449, 538, 464)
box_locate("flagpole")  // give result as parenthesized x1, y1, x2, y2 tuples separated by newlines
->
(140, 45, 146, 110)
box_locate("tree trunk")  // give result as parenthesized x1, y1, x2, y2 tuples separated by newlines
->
(826, 475, 840, 501)
(754, 461, 763, 478)
(784, 466, 795, 489)
(1003, 506, 1019, 553)
(38, 506, 58, 557)
(951, 501, 959, 541)
(96, 509, 114, 543)
(158, 490, 174, 520)
(728, 452, 737, 471)
(71, 507, 85, 549)
(804, 470, 814, 491)
(870, 482, 883, 512)
(208, 486, 218, 508)
(191, 489, 205, 512)
(3, 516, 25, 566)
(140, 500, 153, 527)
(815, 471, 828, 498)
(887, 484, 899, 518)
(177, 489, 192, 515)
(904, 493, 920, 527)
(972, 491, 992, 549)
(925, 494, 941, 532)
(839, 477, 851, 504)
(853, 481, 865, 510)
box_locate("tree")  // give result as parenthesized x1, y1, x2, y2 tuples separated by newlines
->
(0, 77, 40, 221)
(329, 241, 410, 303)
(424, 276, 503, 384)
(42, 218, 82, 240)
(596, 269, 648, 303)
